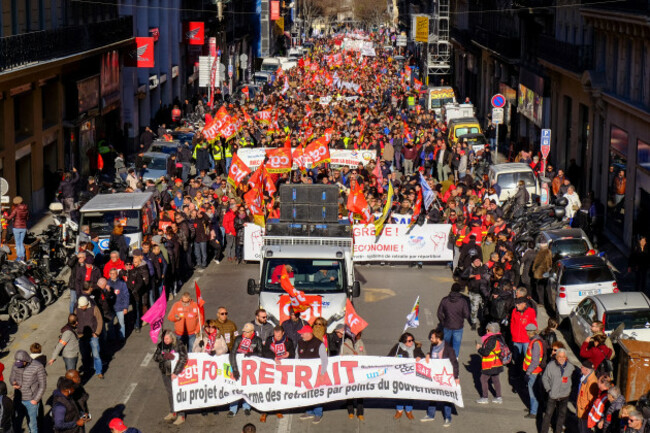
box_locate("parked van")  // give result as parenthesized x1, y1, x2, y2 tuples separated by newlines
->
(77, 192, 157, 252)
(443, 103, 475, 123)
(260, 58, 281, 74)
(447, 117, 482, 146)
(488, 163, 540, 203)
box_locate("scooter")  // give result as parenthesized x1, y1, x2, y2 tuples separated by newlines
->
(49, 203, 78, 254)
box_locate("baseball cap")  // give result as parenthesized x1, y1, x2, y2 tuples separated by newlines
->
(77, 296, 90, 308)
(525, 323, 537, 332)
(297, 325, 313, 334)
(242, 323, 255, 333)
(108, 418, 127, 432)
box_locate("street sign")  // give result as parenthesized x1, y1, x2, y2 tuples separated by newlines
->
(541, 128, 551, 159)
(0, 196, 9, 204)
(228, 64, 233, 78)
(0, 178, 8, 196)
(492, 107, 504, 124)
(396, 35, 407, 47)
(239, 54, 248, 65)
(491, 93, 506, 108)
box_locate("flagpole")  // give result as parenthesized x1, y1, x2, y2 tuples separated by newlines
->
(195, 278, 204, 341)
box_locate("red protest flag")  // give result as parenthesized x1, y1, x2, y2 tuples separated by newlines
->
(279, 265, 310, 313)
(292, 144, 307, 174)
(265, 147, 293, 173)
(323, 128, 334, 144)
(345, 299, 368, 336)
(97, 154, 104, 171)
(227, 153, 251, 187)
(195, 281, 206, 325)
(347, 180, 372, 224)
(283, 135, 292, 150)
(409, 189, 423, 229)
(248, 165, 263, 190)
(304, 136, 330, 168)
(241, 86, 250, 100)
(372, 157, 384, 194)
(262, 165, 277, 196)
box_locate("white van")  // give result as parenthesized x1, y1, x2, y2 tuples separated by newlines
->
(488, 163, 540, 204)
(260, 58, 282, 74)
(77, 192, 157, 252)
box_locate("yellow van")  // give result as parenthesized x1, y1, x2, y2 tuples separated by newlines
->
(448, 117, 482, 146)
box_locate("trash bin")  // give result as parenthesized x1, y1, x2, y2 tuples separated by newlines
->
(617, 339, 650, 402)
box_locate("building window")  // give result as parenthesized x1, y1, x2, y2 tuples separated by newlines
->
(607, 125, 628, 234)
(639, 139, 650, 173)
(13, 92, 34, 143)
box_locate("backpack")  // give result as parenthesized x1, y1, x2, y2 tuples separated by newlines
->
(537, 337, 550, 370)
(497, 336, 512, 365)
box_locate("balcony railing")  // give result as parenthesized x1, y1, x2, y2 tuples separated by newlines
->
(0, 16, 133, 73)
(537, 34, 593, 73)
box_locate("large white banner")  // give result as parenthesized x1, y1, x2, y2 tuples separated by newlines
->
(353, 224, 453, 262)
(236, 147, 375, 170)
(172, 354, 463, 412)
(244, 223, 453, 262)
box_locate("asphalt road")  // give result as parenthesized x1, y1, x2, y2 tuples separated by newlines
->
(1, 260, 558, 433)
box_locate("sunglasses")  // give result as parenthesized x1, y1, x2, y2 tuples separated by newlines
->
(406, 339, 414, 342)
(219, 312, 228, 316)
(259, 316, 267, 319)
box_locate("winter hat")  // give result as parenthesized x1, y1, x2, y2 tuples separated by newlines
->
(77, 296, 90, 308)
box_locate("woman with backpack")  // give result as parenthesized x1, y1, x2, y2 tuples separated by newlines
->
(476, 322, 507, 404)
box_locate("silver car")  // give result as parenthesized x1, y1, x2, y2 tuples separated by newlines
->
(569, 292, 650, 344)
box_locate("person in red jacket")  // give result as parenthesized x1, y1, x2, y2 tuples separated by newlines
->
(579, 334, 613, 371)
(167, 292, 201, 351)
(103, 251, 125, 279)
(222, 205, 237, 263)
(7, 196, 29, 261)
(510, 298, 537, 369)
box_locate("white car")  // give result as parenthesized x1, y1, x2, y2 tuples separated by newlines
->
(546, 255, 619, 318)
(569, 292, 650, 344)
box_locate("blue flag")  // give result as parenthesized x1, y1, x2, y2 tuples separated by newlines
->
(419, 172, 434, 212)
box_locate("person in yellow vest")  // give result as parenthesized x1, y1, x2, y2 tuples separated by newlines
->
(224, 142, 234, 174)
(211, 142, 225, 176)
(476, 322, 505, 404)
(523, 323, 545, 419)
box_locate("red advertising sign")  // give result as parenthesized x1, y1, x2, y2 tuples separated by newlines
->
(185, 22, 205, 45)
(270, 1, 280, 20)
(126, 37, 154, 68)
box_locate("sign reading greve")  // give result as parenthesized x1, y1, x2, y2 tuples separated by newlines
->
(353, 224, 453, 262)
(270, 1, 280, 20)
(172, 355, 463, 412)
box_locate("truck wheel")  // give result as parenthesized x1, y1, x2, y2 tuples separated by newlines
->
(9, 301, 30, 323)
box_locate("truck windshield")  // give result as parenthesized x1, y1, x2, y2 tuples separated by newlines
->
(262, 259, 345, 293)
(496, 171, 536, 189)
(430, 97, 454, 108)
(81, 210, 141, 235)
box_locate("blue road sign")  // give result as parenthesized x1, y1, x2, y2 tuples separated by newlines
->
(491, 94, 506, 108)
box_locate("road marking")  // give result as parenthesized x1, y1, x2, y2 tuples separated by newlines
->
(363, 288, 396, 303)
(424, 308, 434, 326)
(276, 413, 290, 433)
(121, 382, 138, 405)
(140, 352, 154, 367)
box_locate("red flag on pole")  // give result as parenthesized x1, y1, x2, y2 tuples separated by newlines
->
(345, 299, 368, 336)
(195, 281, 205, 325)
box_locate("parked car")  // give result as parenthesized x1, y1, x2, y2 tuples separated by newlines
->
(141, 152, 170, 182)
(488, 163, 541, 204)
(150, 140, 180, 155)
(569, 292, 650, 344)
(536, 228, 595, 264)
(546, 255, 618, 318)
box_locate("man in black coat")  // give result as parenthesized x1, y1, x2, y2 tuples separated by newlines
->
(437, 283, 470, 357)
(124, 255, 150, 333)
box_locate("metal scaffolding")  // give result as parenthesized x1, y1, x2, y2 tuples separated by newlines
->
(427, 0, 452, 76)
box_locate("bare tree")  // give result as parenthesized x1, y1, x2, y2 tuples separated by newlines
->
(353, 0, 390, 28)
(299, 0, 323, 34)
